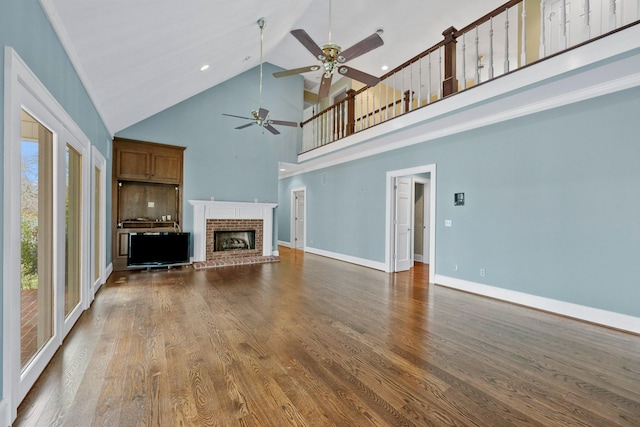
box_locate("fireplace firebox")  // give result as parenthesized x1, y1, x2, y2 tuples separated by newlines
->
(214, 230, 256, 252)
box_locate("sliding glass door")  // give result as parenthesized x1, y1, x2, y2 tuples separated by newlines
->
(4, 49, 94, 420)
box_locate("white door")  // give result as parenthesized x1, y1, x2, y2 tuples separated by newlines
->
(423, 180, 431, 262)
(394, 177, 412, 271)
(294, 191, 305, 249)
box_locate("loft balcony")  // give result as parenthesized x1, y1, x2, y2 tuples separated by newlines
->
(296, 0, 640, 164)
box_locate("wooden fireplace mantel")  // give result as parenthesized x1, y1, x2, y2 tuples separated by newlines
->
(189, 200, 277, 262)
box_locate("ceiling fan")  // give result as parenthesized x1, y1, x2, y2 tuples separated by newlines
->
(223, 18, 297, 135)
(273, 0, 384, 99)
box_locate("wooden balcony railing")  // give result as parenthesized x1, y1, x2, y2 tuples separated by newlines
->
(301, 0, 640, 154)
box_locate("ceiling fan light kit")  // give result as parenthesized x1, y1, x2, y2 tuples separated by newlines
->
(272, 0, 384, 99)
(221, 17, 297, 135)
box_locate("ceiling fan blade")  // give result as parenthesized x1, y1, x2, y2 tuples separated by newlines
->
(270, 120, 298, 127)
(273, 65, 322, 78)
(258, 108, 269, 120)
(223, 113, 253, 120)
(235, 122, 255, 130)
(338, 66, 380, 87)
(290, 29, 325, 59)
(263, 124, 280, 135)
(340, 33, 384, 62)
(318, 74, 333, 98)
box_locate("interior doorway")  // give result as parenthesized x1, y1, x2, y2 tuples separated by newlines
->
(291, 187, 306, 250)
(413, 177, 431, 264)
(386, 165, 436, 283)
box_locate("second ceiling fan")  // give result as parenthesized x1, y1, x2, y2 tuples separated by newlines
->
(273, 0, 384, 99)
(223, 18, 297, 135)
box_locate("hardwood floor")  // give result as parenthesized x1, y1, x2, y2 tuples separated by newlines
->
(15, 247, 640, 426)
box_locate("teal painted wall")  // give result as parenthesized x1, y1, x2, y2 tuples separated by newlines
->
(1, 0, 112, 400)
(116, 62, 303, 240)
(279, 86, 640, 318)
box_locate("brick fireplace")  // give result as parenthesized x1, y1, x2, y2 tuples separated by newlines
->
(189, 200, 278, 268)
(206, 219, 262, 261)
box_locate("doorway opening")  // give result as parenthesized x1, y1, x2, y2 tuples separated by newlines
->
(291, 187, 306, 250)
(386, 165, 436, 283)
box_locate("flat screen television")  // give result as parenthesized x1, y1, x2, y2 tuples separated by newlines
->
(127, 232, 190, 268)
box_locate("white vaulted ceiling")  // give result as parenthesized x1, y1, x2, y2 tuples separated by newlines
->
(39, 0, 505, 135)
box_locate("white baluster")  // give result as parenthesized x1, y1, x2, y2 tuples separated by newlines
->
(489, 17, 495, 80)
(385, 77, 389, 121)
(378, 82, 382, 124)
(521, 0, 527, 66)
(359, 93, 364, 131)
(561, 0, 568, 49)
(312, 108, 317, 150)
(582, 0, 591, 41)
(609, 0, 617, 30)
(438, 47, 442, 100)
(428, 53, 433, 104)
(417, 56, 422, 107)
(540, 0, 546, 58)
(366, 90, 370, 127)
(326, 112, 330, 144)
(393, 72, 397, 118)
(504, 8, 510, 74)
(409, 61, 413, 111)
(462, 32, 467, 90)
(401, 68, 405, 114)
(475, 26, 480, 84)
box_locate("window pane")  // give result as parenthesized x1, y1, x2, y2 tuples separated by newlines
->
(20, 110, 54, 369)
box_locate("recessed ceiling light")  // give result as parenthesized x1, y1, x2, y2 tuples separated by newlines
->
(279, 168, 286, 172)
(381, 65, 389, 71)
(200, 64, 210, 71)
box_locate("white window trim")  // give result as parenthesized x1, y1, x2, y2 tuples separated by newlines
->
(91, 146, 107, 300)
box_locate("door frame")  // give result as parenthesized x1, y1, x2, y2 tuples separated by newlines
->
(385, 164, 436, 283)
(91, 147, 107, 300)
(290, 186, 306, 250)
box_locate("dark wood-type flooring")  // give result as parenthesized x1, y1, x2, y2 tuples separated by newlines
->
(15, 247, 640, 426)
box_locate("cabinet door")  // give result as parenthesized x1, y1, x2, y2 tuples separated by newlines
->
(117, 230, 130, 258)
(116, 149, 149, 180)
(151, 152, 181, 183)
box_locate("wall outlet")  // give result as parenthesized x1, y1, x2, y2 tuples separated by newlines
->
(445, 220, 452, 227)
(480, 268, 486, 277)
(454, 264, 458, 271)
(148, 201, 155, 208)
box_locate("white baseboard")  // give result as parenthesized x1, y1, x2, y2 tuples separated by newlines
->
(305, 246, 386, 271)
(414, 254, 423, 262)
(0, 399, 10, 427)
(278, 240, 292, 248)
(105, 262, 113, 280)
(434, 274, 640, 334)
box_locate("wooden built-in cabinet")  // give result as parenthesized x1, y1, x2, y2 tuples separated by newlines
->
(112, 137, 186, 270)
(115, 139, 183, 184)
